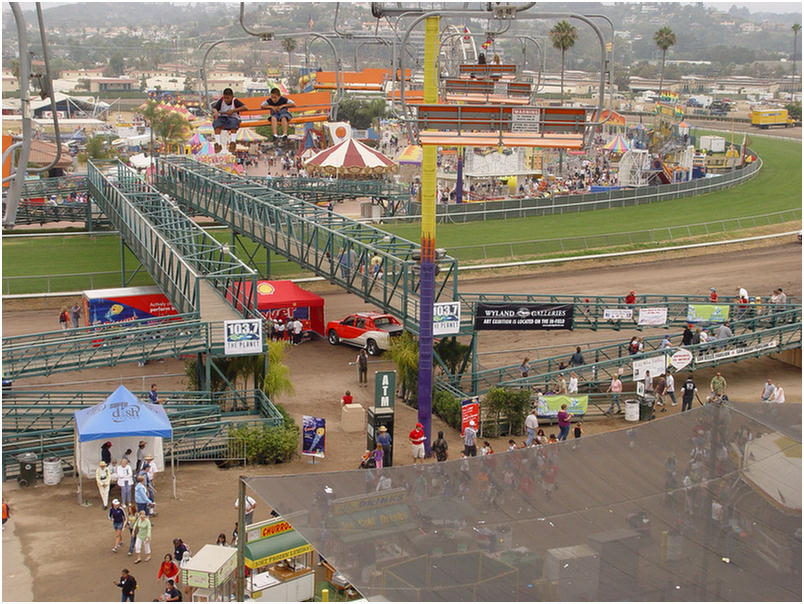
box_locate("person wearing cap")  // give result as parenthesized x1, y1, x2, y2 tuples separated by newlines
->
(136, 441, 147, 474)
(376, 425, 392, 467)
(463, 420, 478, 458)
(96, 461, 112, 509)
(709, 288, 718, 302)
(108, 498, 127, 552)
(408, 422, 426, 464)
(624, 290, 637, 305)
(234, 495, 257, 525)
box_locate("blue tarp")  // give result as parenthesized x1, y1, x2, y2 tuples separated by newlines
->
(73, 385, 172, 442)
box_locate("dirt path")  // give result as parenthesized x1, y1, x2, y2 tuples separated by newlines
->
(1, 243, 801, 601)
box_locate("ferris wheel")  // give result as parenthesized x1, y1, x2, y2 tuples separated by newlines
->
(440, 24, 478, 76)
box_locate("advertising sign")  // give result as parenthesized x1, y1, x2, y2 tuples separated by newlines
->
(374, 371, 396, 408)
(301, 415, 326, 457)
(669, 348, 693, 371)
(633, 355, 668, 381)
(474, 303, 574, 330)
(686, 304, 730, 323)
(460, 397, 480, 436)
(512, 106, 541, 132)
(604, 308, 633, 321)
(696, 340, 777, 363)
(534, 394, 589, 418)
(433, 301, 461, 335)
(638, 307, 668, 326)
(224, 319, 263, 356)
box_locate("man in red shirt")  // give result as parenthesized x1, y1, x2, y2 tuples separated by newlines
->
(341, 390, 353, 406)
(625, 290, 637, 305)
(408, 422, 426, 464)
(709, 288, 718, 302)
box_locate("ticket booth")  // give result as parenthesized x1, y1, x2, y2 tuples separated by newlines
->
(179, 544, 237, 602)
(244, 518, 315, 602)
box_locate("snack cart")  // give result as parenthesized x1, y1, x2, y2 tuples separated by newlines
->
(179, 544, 237, 602)
(244, 518, 316, 602)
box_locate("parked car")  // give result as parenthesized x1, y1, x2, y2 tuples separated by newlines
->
(325, 312, 403, 355)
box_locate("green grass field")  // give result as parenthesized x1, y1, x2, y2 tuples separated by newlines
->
(2, 132, 800, 295)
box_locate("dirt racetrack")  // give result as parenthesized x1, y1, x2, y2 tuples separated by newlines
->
(2, 242, 802, 602)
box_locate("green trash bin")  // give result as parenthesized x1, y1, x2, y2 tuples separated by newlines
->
(639, 394, 656, 421)
(16, 452, 38, 487)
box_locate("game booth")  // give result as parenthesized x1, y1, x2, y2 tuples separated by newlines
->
(82, 286, 179, 326)
(179, 544, 238, 602)
(241, 280, 325, 340)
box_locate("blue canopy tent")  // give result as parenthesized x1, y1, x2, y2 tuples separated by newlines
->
(74, 385, 174, 505)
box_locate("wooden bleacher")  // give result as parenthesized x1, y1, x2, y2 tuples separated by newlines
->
(237, 91, 332, 128)
(414, 104, 588, 149)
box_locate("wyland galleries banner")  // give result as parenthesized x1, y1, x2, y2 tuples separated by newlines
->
(474, 303, 574, 330)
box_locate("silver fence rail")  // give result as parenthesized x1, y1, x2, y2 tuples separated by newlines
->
(398, 150, 762, 223)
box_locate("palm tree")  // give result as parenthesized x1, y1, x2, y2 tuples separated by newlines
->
(281, 38, 298, 79)
(549, 20, 578, 103)
(654, 26, 676, 97)
(793, 24, 801, 93)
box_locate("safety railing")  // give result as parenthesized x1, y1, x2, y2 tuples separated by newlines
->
(401, 150, 762, 223)
(265, 176, 410, 214)
(154, 155, 459, 332)
(18, 174, 88, 199)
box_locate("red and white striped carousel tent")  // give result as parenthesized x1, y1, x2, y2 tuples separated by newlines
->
(303, 137, 397, 177)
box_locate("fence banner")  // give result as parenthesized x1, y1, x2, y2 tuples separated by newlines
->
(696, 340, 777, 363)
(604, 308, 633, 320)
(433, 301, 461, 335)
(474, 303, 574, 330)
(686, 304, 730, 323)
(638, 307, 668, 326)
(460, 397, 480, 436)
(302, 415, 326, 457)
(534, 394, 588, 418)
(669, 348, 693, 371)
(633, 355, 668, 381)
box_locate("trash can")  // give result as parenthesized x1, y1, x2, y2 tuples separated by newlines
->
(43, 457, 64, 486)
(639, 394, 655, 421)
(16, 452, 38, 487)
(624, 399, 639, 422)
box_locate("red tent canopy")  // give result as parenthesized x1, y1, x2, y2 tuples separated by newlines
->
(241, 280, 325, 336)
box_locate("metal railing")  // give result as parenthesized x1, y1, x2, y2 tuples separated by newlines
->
(401, 151, 762, 223)
(154, 155, 459, 332)
(265, 176, 410, 214)
(2, 269, 156, 295)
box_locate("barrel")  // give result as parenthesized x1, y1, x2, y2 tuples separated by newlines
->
(42, 457, 63, 485)
(624, 399, 639, 422)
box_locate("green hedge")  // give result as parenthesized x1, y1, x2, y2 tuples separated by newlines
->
(229, 402, 299, 464)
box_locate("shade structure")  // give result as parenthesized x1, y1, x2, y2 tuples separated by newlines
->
(304, 137, 397, 177)
(195, 120, 214, 135)
(233, 128, 266, 143)
(602, 134, 630, 153)
(397, 144, 422, 165)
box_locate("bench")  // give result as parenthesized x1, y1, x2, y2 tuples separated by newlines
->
(237, 91, 333, 128)
(414, 104, 589, 148)
(313, 68, 411, 91)
(442, 79, 533, 105)
(458, 63, 518, 79)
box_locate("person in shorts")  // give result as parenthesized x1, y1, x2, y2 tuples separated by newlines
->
(408, 422, 425, 464)
(260, 88, 295, 142)
(108, 498, 127, 552)
(210, 87, 245, 153)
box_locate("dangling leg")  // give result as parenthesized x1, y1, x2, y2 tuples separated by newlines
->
(228, 128, 238, 153)
(213, 127, 223, 154)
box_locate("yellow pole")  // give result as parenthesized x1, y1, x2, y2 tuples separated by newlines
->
(322, 587, 329, 602)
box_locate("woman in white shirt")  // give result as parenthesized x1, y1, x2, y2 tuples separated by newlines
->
(568, 372, 579, 394)
(773, 385, 785, 404)
(117, 458, 134, 508)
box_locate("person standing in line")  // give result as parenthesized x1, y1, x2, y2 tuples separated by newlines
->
(356, 349, 369, 387)
(148, 384, 159, 405)
(408, 422, 426, 464)
(114, 569, 137, 602)
(134, 475, 152, 515)
(97, 461, 112, 509)
(70, 302, 82, 329)
(431, 430, 448, 462)
(681, 374, 700, 412)
(605, 375, 623, 415)
(525, 408, 539, 446)
(109, 499, 127, 553)
(463, 420, 478, 457)
(760, 378, 776, 402)
(58, 307, 70, 330)
(116, 458, 133, 508)
(376, 425, 392, 467)
(292, 318, 303, 345)
(557, 404, 573, 441)
(132, 510, 152, 564)
(664, 371, 677, 407)
(371, 442, 384, 469)
(135, 441, 146, 475)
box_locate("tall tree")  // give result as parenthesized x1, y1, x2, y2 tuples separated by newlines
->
(549, 20, 578, 103)
(280, 38, 298, 78)
(793, 24, 801, 93)
(654, 26, 676, 96)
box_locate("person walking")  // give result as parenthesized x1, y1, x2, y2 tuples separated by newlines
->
(109, 499, 126, 552)
(605, 375, 623, 415)
(148, 384, 159, 405)
(408, 422, 426, 464)
(463, 420, 478, 457)
(356, 349, 369, 386)
(681, 374, 701, 412)
(431, 430, 448, 462)
(135, 441, 147, 474)
(172, 538, 190, 563)
(525, 408, 540, 446)
(234, 495, 257, 525)
(568, 372, 579, 395)
(132, 510, 152, 564)
(70, 303, 82, 329)
(157, 553, 180, 583)
(114, 569, 137, 602)
(134, 476, 152, 515)
(519, 358, 530, 378)
(681, 324, 694, 346)
(96, 461, 112, 509)
(568, 346, 585, 367)
(772, 384, 786, 403)
(116, 458, 133, 508)
(58, 307, 70, 330)
(760, 378, 776, 402)
(709, 371, 727, 402)
(557, 404, 573, 441)
(664, 371, 678, 407)
(554, 373, 568, 395)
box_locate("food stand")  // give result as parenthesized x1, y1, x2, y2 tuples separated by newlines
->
(179, 544, 237, 602)
(244, 518, 315, 602)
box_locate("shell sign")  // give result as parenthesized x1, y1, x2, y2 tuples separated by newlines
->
(257, 282, 275, 296)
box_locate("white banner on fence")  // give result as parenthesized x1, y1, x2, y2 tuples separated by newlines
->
(604, 308, 633, 320)
(224, 319, 263, 356)
(433, 301, 461, 335)
(696, 340, 777, 364)
(638, 307, 668, 326)
(633, 355, 668, 381)
(669, 348, 693, 371)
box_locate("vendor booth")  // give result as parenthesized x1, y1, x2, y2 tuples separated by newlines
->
(180, 544, 238, 602)
(73, 385, 174, 503)
(244, 518, 315, 602)
(241, 280, 325, 337)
